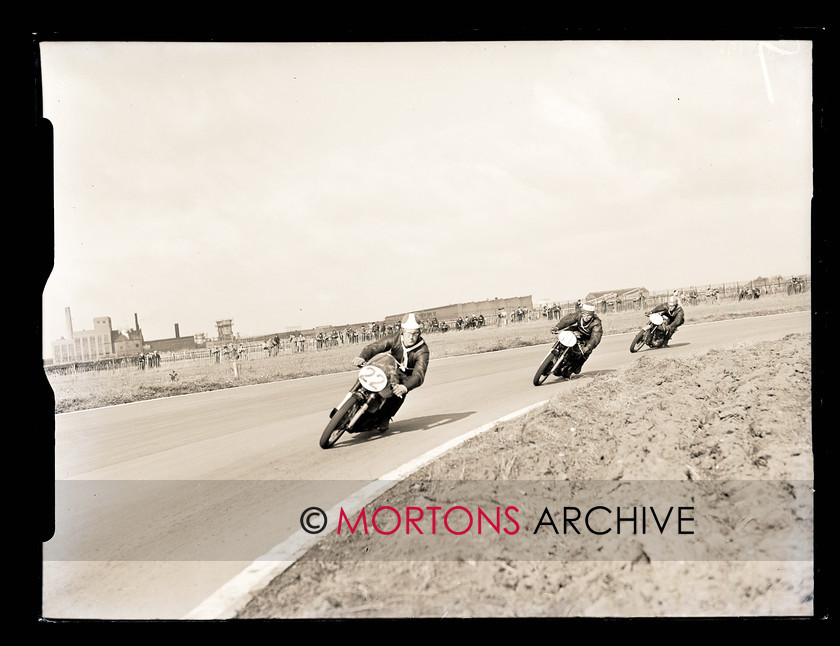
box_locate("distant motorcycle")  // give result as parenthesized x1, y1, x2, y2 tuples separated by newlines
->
(533, 330, 586, 386)
(320, 352, 401, 449)
(629, 312, 672, 353)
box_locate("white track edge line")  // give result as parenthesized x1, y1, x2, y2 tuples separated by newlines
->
(181, 399, 550, 620)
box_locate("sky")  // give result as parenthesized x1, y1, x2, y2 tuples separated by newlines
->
(37, 39, 814, 358)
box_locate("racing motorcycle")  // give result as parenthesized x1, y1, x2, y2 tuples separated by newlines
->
(629, 312, 671, 353)
(319, 352, 401, 449)
(533, 329, 586, 386)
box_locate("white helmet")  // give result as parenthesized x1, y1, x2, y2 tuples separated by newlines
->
(402, 313, 422, 330)
(581, 303, 595, 312)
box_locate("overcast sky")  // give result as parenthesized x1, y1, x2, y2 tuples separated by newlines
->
(38, 39, 813, 357)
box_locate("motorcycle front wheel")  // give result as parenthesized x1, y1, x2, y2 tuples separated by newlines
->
(630, 330, 646, 353)
(319, 397, 359, 449)
(533, 352, 555, 386)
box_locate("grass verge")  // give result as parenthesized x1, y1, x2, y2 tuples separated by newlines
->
(47, 293, 810, 414)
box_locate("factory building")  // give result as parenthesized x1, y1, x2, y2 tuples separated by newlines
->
(50, 307, 145, 365)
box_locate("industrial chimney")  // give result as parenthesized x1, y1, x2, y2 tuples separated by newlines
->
(65, 307, 73, 337)
(174, 323, 180, 339)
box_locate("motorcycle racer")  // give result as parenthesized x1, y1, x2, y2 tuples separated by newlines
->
(646, 295, 685, 347)
(351, 312, 430, 433)
(550, 302, 603, 375)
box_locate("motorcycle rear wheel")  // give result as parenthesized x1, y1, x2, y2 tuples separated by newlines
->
(319, 397, 358, 449)
(533, 353, 555, 386)
(630, 330, 646, 353)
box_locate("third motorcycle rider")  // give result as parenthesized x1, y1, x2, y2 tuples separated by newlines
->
(550, 302, 603, 376)
(351, 312, 430, 433)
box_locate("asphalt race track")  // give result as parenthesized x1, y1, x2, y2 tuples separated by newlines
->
(42, 311, 811, 620)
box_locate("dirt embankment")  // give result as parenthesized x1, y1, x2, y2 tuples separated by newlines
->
(237, 332, 813, 619)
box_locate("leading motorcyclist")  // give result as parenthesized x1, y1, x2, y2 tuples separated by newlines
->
(550, 301, 603, 376)
(646, 295, 685, 347)
(351, 312, 430, 433)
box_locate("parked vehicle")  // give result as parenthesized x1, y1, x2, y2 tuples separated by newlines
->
(629, 312, 672, 353)
(533, 330, 586, 386)
(319, 352, 401, 449)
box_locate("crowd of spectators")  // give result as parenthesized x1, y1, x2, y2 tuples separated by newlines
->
(48, 277, 808, 376)
(138, 350, 161, 369)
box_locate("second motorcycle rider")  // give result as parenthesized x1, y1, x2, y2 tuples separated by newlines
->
(351, 312, 430, 433)
(550, 302, 603, 376)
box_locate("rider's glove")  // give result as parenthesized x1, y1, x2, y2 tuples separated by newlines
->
(644, 310, 651, 316)
(550, 327, 558, 334)
(392, 384, 408, 398)
(351, 357, 365, 368)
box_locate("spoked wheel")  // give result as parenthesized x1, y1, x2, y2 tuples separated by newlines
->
(630, 331, 646, 353)
(319, 397, 358, 449)
(533, 353, 555, 386)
